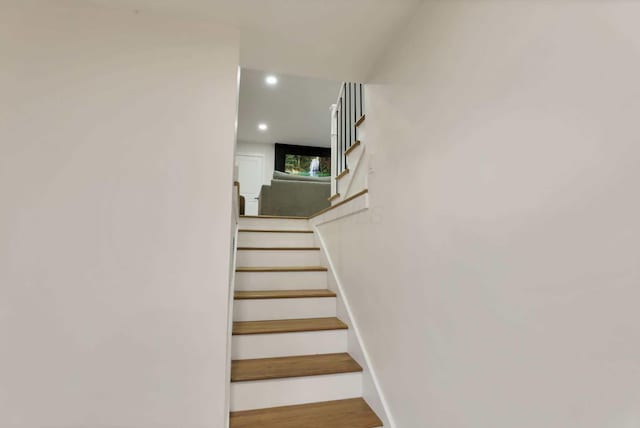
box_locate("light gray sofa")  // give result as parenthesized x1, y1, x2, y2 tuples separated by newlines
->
(259, 172, 330, 217)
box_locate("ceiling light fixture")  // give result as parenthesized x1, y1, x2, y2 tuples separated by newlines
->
(258, 123, 268, 131)
(265, 75, 278, 86)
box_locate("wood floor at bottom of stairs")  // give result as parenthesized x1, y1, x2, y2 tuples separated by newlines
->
(229, 397, 383, 428)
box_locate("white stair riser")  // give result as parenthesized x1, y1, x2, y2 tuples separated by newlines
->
(239, 218, 309, 231)
(238, 232, 315, 248)
(233, 298, 336, 321)
(230, 372, 362, 411)
(235, 271, 327, 291)
(236, 250, 320, 267)
(231, 330, 347, 359)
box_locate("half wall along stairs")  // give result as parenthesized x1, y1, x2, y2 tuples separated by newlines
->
(229, 215, 383, 427)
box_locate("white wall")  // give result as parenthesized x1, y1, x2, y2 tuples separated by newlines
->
(236, 140, 275, 186)
(318, 2, 640, 427)
(0, 5, 238, 428)
(53, 0, 418, 83)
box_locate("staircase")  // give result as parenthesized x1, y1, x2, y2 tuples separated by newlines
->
(229, 215, 382, 427)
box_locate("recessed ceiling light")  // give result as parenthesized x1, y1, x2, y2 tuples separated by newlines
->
(265, 75, 278, 86)
(258, 123, 268, 131)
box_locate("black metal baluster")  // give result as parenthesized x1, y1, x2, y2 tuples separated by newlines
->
(335, 101, 339, 185)
(339, 94, 342, 174)
(356, 84, 359, 134)
(349, 83, 352, 149)
(346, 84, 348, 166)
(352, 83, 358, 166)
(341, 95, 344, 174)
(359, 83, 363, 119)
(342, 85, 346, 173)
(354, 83, 358, 143)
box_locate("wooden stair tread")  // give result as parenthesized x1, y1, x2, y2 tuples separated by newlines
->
(238, 229, 313, 233)
(335, 168, 350, 180)
(240, 215, 308, 220)
(231, 352, 362, 382)
(344, 140, 361, 156)
(236, 266, 327, 272)
(355, 114, 366, 127)
(233, 317, 347, 335)
(235, 289, 336, 300)
(236, 247, 320, 251)
(230, 398, 383, 428)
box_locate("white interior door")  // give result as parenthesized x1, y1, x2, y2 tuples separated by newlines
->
(236, 154, 264, 216)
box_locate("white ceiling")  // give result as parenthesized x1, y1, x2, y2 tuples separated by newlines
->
(76, 0, 420, 81)
(238, 69, 341, 147)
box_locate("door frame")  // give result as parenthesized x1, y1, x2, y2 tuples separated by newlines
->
(235, 153, 265, 216)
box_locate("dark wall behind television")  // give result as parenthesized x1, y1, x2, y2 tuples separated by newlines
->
(274, 143, 331, 172)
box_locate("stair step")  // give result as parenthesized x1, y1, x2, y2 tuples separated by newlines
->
(230, 369, 361, 411)
(335, 168, 350, 180)
(229, 398, 383, 428)
(238, 229, 313, 233)
(233, 317, 347, 335)
(231, 353, 362, 382)
(237, 247, 319, 251)
(344, 140, 361, 156)
(240, 215, 308, 220)
(236, 266, 327, 272)
(235, 289, 336, 300)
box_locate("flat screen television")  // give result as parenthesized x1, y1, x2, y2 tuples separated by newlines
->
(275, 143, 331, 177)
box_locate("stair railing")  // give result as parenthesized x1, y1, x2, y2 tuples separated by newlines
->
(330, 82, 364, 197)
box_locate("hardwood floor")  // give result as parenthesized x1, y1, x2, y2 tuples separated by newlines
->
(236, 266, 328, 272)
(236, 247, 320, 251)
(229, 398, 383, 428)
(238, 229, 314, 233)
(233, 317, 348, 335)
(234, 289, 336, 299)
(231, 353, 362, 382)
